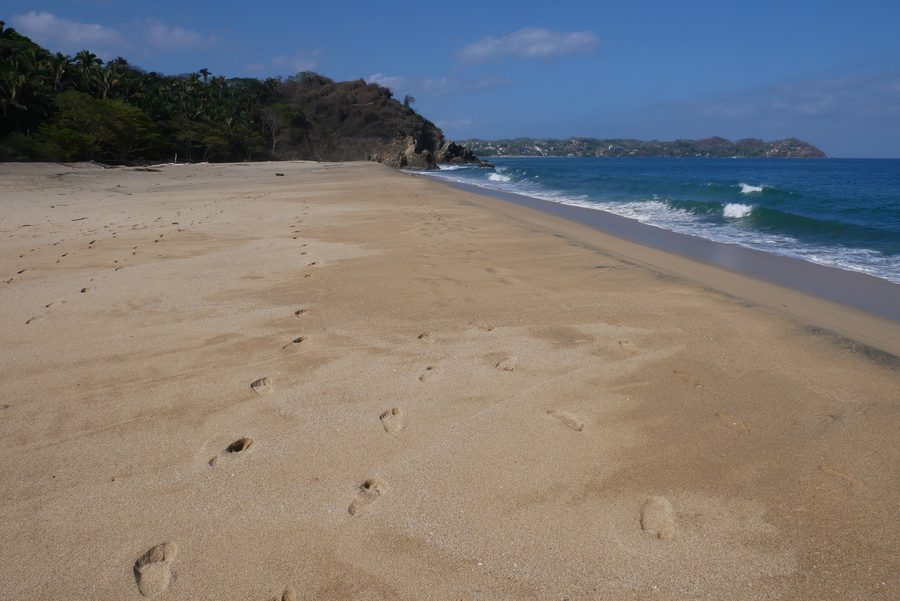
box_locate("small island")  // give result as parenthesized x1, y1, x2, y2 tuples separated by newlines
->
(462, 136, 827, 158)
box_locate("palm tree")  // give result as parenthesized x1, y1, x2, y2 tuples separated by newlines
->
(74, 50, 102, 92)
(0, 69, 28, 120)
(47, 52, 76, 93)
(0, 21, 18, 39)
(199, 68, 210, 84)
(106, 57, 130, 74)
(93, 68, 122, 99)
(0, 58, 51, 134)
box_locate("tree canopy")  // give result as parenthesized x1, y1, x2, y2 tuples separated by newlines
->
(0, 22, 454, 166)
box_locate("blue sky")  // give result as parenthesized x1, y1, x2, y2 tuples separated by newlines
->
(7, 1, 900, 157)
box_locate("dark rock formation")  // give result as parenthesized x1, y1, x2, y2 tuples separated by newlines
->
(276, 75, 483, 170)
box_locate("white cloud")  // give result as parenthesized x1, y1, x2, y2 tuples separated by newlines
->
(367, 73, 409, 90)
(246, 50, 322, 75)
(435, 118, 476, 132)
(12, 11, 217, 61)
(455, 27, 598, 65)
(144, 21, 216, 50)
(646, 70, 900, 157)
(12, 11, 125, 57)
(684, 71, 900, 122)
(367, 73, 511, 97)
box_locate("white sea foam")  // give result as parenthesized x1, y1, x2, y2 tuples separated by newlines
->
(723, 203, 753, 218)
(417, 167, 900, 284)
(740, 183, 764, 194)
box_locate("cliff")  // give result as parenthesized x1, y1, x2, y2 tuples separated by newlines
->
(276, 74, 485, 169)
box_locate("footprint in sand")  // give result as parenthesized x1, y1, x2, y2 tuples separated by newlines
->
(25, 316, 44, 324)
(715, 411, 751, 434)
(618, 339, 638, 354)
(251, 377, 273, 395)
(348, 478, 387, 516)
(294, 308, 308, 317)
(640, 496, 677, 541)
(547, 409, 585, 432)
(134, 542, 177, 597)
(282, 336, 307, 350)
(380, 408, 406, 433)
(418, 332, 434, 344)
(80, 287, 94, 293)
(268, 587, 298, 601)
(819, 465, 872, 498)
(45, 301, 64, 308)
(209, 437, 255, 466)
(496, 356, 518, 371)
(674, 370, 702, 387)
(419, 366, 443, 382)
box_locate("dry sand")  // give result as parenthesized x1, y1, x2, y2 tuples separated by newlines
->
(1, 160, 898, 600)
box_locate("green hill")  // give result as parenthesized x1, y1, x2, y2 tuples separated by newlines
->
(463, 136, 827, 158)
(0, 21, 479, 168)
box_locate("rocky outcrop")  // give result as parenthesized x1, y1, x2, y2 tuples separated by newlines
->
(435, 141, 485, 166)
(279, 76, 485, 170)
(367, 137, 492, 170)
(367, 136, 435, 169)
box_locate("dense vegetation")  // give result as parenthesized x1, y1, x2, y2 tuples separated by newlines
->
(463, 136, 827, 158)
(0, 21, 475, 168)
(1, 20, 824, 167)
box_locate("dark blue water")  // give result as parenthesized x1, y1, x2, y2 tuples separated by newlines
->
(424, 158, 900, 284)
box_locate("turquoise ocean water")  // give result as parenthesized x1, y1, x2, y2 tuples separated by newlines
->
(424, 158, 900, 285)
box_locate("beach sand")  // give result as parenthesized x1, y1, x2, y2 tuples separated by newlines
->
(1, 160, 897, 600)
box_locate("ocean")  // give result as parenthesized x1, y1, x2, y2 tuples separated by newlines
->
(423, 158, 900, 286)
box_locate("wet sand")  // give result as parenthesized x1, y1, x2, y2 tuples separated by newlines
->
(1, 160, 898, 600)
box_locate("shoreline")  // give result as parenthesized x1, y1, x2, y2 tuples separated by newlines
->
(2, 161, 898, 599)
(429, 177, 900, 356)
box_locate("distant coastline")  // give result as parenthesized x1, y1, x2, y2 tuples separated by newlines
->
(462, 136, 826, 159)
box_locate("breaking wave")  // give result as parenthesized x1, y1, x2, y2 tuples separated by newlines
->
(739, 183, 765, 194)
(723, 203, 754, 218)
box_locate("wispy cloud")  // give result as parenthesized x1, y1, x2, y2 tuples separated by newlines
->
(455, 27, 598, 65)
(645, 70, 900, 156)
(688, 71, 900, 121)
(12, 11, 125, 58)
(11, 11, 217, 60)
(434, 118, 476, 132)
(367, 73, 409, 90)
(367, 73, 511, 97)
(245, 50, 323, 76)
(143, 20, 217, 50)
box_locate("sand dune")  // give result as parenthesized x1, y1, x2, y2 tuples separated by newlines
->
(1, 160, 897, 600)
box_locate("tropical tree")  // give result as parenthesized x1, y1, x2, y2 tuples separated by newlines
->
(74, 50, 102, 92)
(53, 90, 162, 160)
(93, 68, 122, 99)
(47, 52, 77, 93)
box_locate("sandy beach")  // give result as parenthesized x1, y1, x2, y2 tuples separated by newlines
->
(1, 160, 898, 600)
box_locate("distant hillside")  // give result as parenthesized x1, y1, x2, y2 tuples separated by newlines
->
(0, 22, 481, 168)
(462, 136, 827, 158)
(276, 74, 484, 168)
